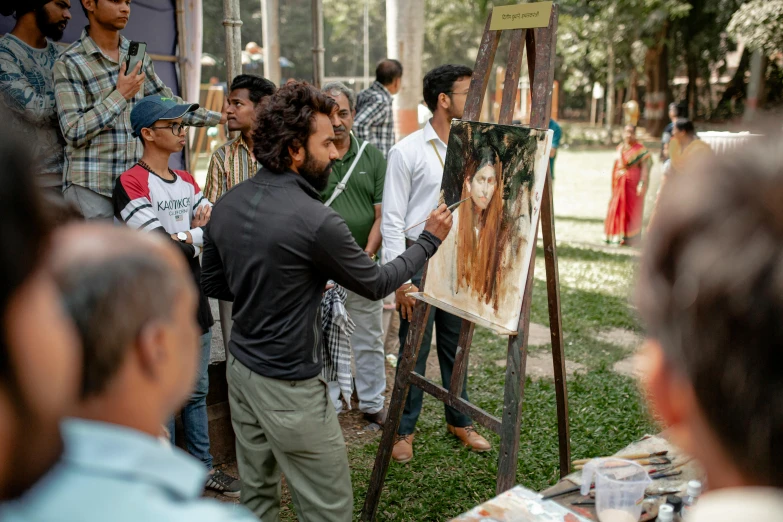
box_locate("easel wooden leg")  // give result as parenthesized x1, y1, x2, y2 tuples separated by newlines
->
(190, 88, 214, 168)
(361, 299, 433, 522)
(541, 174, 571, 477)
(496, 226, 538, 493)
(527, 6, 571, 479)
(449, 320, 475, 396)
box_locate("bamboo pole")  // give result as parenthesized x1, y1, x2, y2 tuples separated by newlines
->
(175, 0, 192, 171)
(223, 0, 243, 85)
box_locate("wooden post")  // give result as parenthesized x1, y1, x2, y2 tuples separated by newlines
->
(261, 0, 281, 85)
(311, 0, 325, 87)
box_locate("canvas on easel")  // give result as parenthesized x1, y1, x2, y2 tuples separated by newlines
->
(412, 121, 553, 335)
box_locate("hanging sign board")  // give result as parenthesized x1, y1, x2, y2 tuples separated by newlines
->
(490, 2, 553, 30)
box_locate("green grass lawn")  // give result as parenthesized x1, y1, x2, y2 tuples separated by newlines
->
(278, 148, 661, 521)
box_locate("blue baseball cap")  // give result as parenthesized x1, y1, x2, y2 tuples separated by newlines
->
(131, 95, 199, 137)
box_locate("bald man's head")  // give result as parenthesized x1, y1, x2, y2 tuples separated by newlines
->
(51, 225, 197, 399)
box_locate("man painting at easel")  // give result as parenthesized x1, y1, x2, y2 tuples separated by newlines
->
(382, 64, 492, 464)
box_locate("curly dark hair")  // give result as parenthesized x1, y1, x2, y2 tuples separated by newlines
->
(253, 82, 337, 173)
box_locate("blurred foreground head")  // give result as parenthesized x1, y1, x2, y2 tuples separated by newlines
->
(0, 130, 81, 500)
(637, 132, 783, 489)
(51, 225, 201, 434)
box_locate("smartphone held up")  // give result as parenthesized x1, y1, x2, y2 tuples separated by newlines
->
(125, 41, 147, 75)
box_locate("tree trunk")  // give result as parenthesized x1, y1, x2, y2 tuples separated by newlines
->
(703, 66, 714, 118)
(744, 50, 768, 122)
(386, 0, 424, 138)
(606, 40, 615, 131)
(713, 48, 750, 120)
(643, 25, 670, 137)
(686, 55, 698, 119)
(629, 68, 639, 102)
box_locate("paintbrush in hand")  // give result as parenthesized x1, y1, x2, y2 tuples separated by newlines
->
(403, 197, 471, 233)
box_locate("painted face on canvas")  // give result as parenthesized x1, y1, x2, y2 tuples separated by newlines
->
(469, 164, 497, 211)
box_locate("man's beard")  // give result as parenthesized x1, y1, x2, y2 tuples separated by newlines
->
(36, 8, 66, 42)
(299, 149, 333, 192)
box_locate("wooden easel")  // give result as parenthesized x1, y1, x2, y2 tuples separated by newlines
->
(361, 6, 569, 520)
(189, 85, 227, 169)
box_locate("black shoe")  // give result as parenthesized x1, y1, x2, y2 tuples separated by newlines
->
(363, 407, 387, 427)
(205, 469, 241, 498)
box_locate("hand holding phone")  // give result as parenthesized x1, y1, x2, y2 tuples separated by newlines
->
(125, 41, 147, 75)
(117, 61, 146, 100)
(117, 40, 147, 100)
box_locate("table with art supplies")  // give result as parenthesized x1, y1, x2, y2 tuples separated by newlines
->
(450, 434, 705, 522)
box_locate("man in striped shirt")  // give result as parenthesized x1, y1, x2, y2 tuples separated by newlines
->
(55, 0, 223, 220)
(204, 74, 275, 203)
(204, 74, 275, 352)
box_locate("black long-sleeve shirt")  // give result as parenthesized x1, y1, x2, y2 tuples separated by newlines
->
(202, 168, 441, 380)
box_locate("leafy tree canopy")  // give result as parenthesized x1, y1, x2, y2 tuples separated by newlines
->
(728, 0, 783, 55)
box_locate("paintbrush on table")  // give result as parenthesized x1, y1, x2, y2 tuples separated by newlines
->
(573, 457, 670, 470)
(403, 197, 471, 233)
(572, 451, 669, 466)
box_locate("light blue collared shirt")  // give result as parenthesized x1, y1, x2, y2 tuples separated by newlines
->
(0, 418, 257, 522)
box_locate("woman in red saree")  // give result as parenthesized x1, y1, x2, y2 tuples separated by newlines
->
(605, 125, 651, 246)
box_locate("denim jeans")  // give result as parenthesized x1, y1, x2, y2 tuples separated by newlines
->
(169, 330, 213, 470)
(396, 273, 472, 435)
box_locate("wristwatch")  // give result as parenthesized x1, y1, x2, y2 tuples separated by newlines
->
(177, 232, 188, 242)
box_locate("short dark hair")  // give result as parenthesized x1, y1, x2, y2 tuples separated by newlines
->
(636, 133, 783, 487)
(375, 59, 403, 86)
(0, 124, 50, 393)
(230, 74, 276, 104)
(674, 118, 695, 136)
(422, 64, 473, 112)
(56, 254, 181, 399)
(253, 81, 337, 173)
(668, 102, 679, 113)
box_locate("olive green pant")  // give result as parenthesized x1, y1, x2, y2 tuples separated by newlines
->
(227, 354, 353, 521)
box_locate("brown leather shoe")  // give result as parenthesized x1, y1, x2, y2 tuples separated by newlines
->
(447, 425, 491, 452)
(392, 434, 414, 463)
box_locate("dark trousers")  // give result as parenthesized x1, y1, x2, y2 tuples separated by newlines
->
(396, 275, 472, 435)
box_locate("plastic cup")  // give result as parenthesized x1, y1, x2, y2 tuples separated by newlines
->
(581, 458, 652, 522)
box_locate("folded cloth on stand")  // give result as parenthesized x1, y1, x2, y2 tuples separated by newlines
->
(321, 282, 356, 409)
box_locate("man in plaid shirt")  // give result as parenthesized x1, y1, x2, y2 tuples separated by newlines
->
(54, 0, 223, 219)
(353, 59, 402, 158)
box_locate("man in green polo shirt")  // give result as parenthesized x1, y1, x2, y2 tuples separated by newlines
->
(321, 81, 388, 426)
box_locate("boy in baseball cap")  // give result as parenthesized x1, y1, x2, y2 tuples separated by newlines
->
(112, 95, 241, 497)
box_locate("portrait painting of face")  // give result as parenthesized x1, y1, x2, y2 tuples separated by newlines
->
(412, 121, 553, 335)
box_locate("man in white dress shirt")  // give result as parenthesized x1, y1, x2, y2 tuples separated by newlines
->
(382, 64, 491, 464)
(636, 135, 783, 521)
